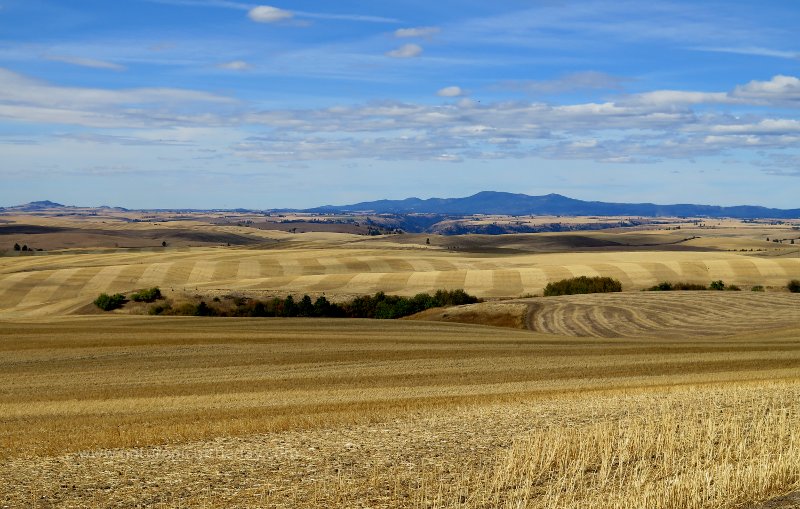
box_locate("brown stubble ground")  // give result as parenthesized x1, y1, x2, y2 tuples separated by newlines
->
(1, 317, 800, 508)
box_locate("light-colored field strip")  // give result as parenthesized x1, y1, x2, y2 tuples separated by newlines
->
(138, 262, 174, 288)
(186, 260, 218, 284)
(1, 244, 798, 317)
(16, 268, 81, 308)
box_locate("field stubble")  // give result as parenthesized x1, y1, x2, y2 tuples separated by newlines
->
(1, 318, 799, 508)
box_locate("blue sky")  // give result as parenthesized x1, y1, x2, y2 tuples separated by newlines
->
(1, 0, 799, 209)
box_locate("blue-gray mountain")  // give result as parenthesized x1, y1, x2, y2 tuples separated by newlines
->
(307, 192, 800, 219)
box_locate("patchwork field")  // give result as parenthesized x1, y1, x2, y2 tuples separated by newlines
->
(1, 232, 799, 319)
(1, 212, 800, 508)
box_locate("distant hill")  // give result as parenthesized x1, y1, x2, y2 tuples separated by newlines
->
(10, 200, 65, 211)
(306, 191, 800, 219)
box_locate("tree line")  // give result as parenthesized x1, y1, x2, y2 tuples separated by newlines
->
(95, 288, 480, 318)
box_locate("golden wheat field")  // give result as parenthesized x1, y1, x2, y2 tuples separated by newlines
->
(2, 213, 800, 508)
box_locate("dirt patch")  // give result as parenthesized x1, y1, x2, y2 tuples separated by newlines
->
(406, 302, 529, 329)
(750, 492, 800, 509)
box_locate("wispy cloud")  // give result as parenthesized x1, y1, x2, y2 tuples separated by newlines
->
(692, 46, 800, 60)
(498, 72, 629, 95)
(44, 54, 126, 71)
(141, 0, 398, 23)
(0, 67, 237, 128)
(386, 43, 422, 58)
(437, 86, 464, 97)
(217, 60, 251, 70)
(395, 26, 440, 38)
(247, 5, 292, 23)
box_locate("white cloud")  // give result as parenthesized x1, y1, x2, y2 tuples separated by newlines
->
(386, 43, 423, 58)
(709, 119, 800, 134)
(3, 68, 799, 166)
(248, 5, 293, 23)
(437, 86, 464, 97)
(217, 60, 251, 70)
(395, 26, 440, 38)
(44, 55, 126, 71)
(731, 75, 800, 104)
(0, 67, 237, 128)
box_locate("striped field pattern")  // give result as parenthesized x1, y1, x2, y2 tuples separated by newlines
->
(1, 240, 799, 318)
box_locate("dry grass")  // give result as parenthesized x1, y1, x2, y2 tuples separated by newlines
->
(469, 384, 800, 509)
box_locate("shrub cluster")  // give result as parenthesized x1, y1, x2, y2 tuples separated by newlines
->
(709, 280, 726, 291)
(649, 281, 740, 291)
(130, 287, 162, 302)
(648, 282, 707, 291)
(150, 289, 480, 319)
(543, 276, 622, 297)
(93, 293, 126, 311)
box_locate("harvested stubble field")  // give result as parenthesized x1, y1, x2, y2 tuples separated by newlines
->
(2, 215, 800, 508)
(1, 317, 800, 508)
(417, 292, 800, 338)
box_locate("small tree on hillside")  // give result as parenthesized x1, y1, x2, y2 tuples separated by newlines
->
(13, 243, 20, 251)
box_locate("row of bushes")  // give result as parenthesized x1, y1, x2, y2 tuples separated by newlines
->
(97, 288, 480, 319)
(648, 280, 742, 291)
(543, 276, 622, 296)
(152, 290, 479, 319)
(649, 280, 800, 292)
(94, 287, 162, 311)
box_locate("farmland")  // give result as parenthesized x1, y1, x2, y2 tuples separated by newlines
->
(1, 210, 799, 508)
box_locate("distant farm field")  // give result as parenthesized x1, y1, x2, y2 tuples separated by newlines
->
(2, 239, 799, 318)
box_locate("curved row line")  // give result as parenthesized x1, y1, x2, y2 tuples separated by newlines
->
(529, 293, 800, 338)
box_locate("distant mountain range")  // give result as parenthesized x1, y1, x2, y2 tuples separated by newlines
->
(306, 191, 800, 219)
(3, 193, 799, 219)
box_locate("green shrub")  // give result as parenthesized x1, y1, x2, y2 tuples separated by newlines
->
(726, 284, 741, 291)
(788, 280, 800, 293)
(94, 293, 126, 311)
(648, 282, 707, 291)
(194, 301, 213, 316)
(751, 285, 765, 292)
(130, 287, 162, 303)
(544, 276, 622, 297)
(709, 280, 726, 291)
